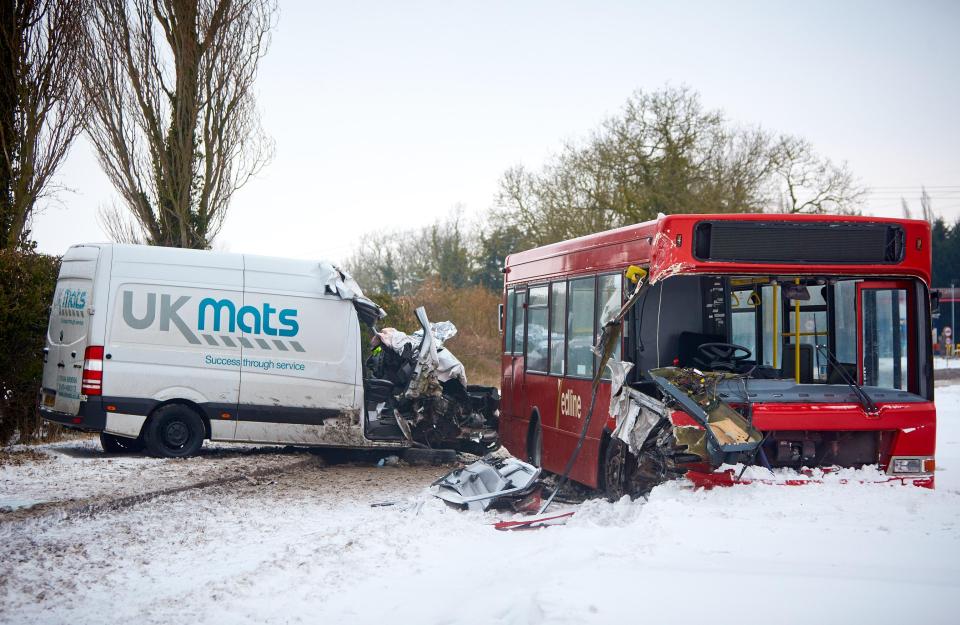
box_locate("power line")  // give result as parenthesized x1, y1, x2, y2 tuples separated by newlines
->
(865, 185, 960, 190)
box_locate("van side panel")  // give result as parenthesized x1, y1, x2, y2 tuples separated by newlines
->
(104, 246, 244, 438)
(233, 257, 363, 445)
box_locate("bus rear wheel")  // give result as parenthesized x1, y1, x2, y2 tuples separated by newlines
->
(144, 405, 205, 458)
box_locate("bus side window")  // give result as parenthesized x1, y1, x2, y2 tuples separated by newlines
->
(568, 276, 595, 377)
(833, 280, 857, 365)
(512, 288, 526, 355)
(597, 273, 622, 378)
(550, 281, 566, 375)
(505, 289, 515, 353)
(526, 286, 549, 371)
(730, 287, 758, 360)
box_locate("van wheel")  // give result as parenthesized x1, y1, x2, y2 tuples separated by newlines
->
(527, 418, 543, 467)
(100, 432, 145, 454)
(144, 405, 205, 458)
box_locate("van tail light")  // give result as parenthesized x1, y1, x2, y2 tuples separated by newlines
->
(81, 345, 104, 396)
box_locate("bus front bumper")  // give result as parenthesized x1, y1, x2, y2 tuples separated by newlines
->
(685, 468, 935, 489)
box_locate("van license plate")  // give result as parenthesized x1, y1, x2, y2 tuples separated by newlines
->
(42, 392, 56, 407)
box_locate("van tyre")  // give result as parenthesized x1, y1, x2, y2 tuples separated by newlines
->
(100, 432, 145, 454)
(144, 405, 205, 458)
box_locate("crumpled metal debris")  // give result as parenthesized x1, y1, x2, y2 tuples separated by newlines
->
(406, 307, 444, 399)
(607, 360, 666, 454)
(649, 367, 763, 466)
(320, 263, 386, 323)
(374, 319, 467, 388)
(413, 320, 458, 346)
(364, 307, 499, 454)
(431, 456, 541, 511)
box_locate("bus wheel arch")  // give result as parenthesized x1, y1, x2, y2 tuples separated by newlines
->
(527, 410, 543, 467)
(143, 400, 207, 458)
(600, 429, 632, 501)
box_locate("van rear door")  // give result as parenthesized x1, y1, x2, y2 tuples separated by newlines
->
(41, 246, 101, 415)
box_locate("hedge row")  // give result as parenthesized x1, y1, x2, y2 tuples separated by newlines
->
(0, 250, 61, 444)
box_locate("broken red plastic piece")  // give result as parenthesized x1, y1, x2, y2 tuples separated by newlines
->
(494, 511, 575, 531)
(685, 469, 934, 489)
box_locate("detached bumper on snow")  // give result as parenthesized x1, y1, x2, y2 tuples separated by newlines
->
(431, 456, 541, 511)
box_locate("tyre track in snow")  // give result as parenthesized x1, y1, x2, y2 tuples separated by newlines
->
(0, 440, 331, 525)
(60, 456, 323, 520)
(0, 461, 446, 624)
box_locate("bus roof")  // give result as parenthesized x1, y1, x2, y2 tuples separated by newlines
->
(504, 213, 932, 286)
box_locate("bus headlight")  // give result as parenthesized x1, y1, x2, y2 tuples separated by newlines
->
(889, 457, 935, 474)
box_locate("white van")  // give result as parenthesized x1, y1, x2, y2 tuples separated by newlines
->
(39, 244, 498, 457)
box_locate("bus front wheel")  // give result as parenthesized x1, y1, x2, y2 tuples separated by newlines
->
(527, 418, 543, 468)
(603, 437, 632, 501)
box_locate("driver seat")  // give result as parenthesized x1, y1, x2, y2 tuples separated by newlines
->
(781, 343, 814, 383)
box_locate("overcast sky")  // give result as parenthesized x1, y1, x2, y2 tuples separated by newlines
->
(31, 0, 960, 262)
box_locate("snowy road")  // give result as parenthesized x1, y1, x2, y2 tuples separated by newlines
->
(2, 388, 960, 625)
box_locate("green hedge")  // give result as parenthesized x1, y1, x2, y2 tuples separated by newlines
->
(0, 250, 61, 444)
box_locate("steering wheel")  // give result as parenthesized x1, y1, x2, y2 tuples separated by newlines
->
(695, 342, 752, 372)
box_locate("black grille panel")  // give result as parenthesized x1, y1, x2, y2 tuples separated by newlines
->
(693, 221, 904, 264)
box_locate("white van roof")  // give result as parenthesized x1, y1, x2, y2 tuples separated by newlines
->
(70, 243, 378, 307)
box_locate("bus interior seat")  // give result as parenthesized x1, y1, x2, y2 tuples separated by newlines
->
(827, 362, 857, 385)
(780, 343, 814, 383)
(749, 365, 781, 379)
(677, 331, 725, 367)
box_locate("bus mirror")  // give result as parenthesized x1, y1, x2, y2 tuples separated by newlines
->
(782, 284, 810, 301)
(625, 265, 647, 284)
(498, 303, 504, 333)
(931, 290, 941, 317)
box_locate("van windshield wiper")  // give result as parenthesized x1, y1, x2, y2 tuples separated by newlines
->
(815, 344, 879, 415)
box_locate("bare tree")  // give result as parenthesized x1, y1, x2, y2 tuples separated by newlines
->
(496, 87, 780, 246)
(0, 0, 87, 250)
(920, 186, 935, 223)
(769, 136, 865, 215)
(83, 0, 276, 249)
(898, 188, 936, 222)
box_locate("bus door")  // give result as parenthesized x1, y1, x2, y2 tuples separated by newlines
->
(502, 287, 526, 430)
(856, 281, 916, 392)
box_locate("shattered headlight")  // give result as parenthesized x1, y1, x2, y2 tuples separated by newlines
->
(889, 457, 935, 474)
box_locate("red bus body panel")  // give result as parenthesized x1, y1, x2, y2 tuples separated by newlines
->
(506, 214, 931, 286)
(501, 214, 934, 490)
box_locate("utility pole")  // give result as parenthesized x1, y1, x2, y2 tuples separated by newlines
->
(952, 280, 956, 359)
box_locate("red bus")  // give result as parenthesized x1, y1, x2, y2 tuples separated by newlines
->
(500, 214, 936, 495)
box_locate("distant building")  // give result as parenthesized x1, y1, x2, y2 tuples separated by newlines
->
(933, 286, 959, 355)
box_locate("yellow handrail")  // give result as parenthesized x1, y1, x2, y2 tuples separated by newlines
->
(773, 284, 779, 367)
(794, 278, 801, 384)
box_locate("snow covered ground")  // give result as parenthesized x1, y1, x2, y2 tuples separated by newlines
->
(935, 355, 960, 370)
(2, 388, 960, 625)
